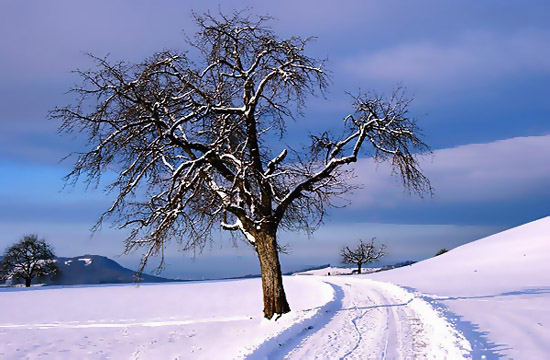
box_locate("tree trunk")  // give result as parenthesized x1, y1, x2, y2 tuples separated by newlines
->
(25, 278, 31, 287)
(357, 263, 362, 274)
(255, 231, 291, 319)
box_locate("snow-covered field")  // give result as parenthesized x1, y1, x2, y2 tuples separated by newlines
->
(0, 276, 469, 359)
(0, 278, 334, 359)
(0, 217, 547, 359)
(367, 216, 550, 359)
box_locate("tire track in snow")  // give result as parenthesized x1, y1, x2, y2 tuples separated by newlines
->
(339, 284, 375, 359)
(275, 277, 471, 360)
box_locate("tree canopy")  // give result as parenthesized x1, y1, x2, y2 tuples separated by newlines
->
(53, 10, 431, 318)
(1, 235, 58, 287)
(341, 238, 386, 274)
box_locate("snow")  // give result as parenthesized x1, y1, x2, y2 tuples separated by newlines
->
(77, 258, 92, 266)
(64, 258, 92, 266)
(278, 277, 471, 359)
(0, 277, 333, 359)
(0, 217, 547, 359)
(294, 266, 381, 276)
(0, 273, 471, 359)
(294, 266, 355, 276)
(366, 216, 550, 359)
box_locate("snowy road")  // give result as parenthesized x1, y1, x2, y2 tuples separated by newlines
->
(1, 277, 472, 359)
(262, 277, 472, 360)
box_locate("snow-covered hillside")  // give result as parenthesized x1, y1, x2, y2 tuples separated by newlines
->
(368, 216, 550, 359)
(3, 254, 171, 287)
(52, 254, 171, 285)
(0, 217, 547, 359)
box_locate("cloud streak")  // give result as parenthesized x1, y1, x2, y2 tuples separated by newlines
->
(342, 30, 550, 91)
(350, 135, 550, 206)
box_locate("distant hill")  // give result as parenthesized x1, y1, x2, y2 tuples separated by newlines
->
(49, 255, 173, 285)
(1, 254, 173, 286)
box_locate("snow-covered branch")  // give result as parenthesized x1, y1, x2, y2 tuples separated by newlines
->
(53, 11, 429, 292)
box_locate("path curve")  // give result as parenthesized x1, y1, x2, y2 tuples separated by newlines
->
(263, 277, 472, 360)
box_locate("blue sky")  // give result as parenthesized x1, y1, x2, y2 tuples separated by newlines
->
(1, 1, 549, 279)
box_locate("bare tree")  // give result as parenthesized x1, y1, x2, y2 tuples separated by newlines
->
(1, 235, 58, 287)
(341, 238, 386, 274)
(52, 10, 431, 319)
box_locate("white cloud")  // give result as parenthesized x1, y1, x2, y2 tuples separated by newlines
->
(342, 30, 550, 89)
(350, 135, 550, 206)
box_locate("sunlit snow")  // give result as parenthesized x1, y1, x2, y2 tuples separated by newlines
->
(0, 217, 548, 359)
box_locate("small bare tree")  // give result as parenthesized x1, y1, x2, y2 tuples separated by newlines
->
(1, 235, 58, 287)
(52, 10, 430, 319)
(341, 238, 386, 274)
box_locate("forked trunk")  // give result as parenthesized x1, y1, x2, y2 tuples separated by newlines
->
(255, 231, 291, 319)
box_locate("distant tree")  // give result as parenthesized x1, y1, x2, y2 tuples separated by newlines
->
(1, 235, 58, 287)
(341, 238, 386, 274)
(52, 10, 431, 319)
(435, 248, 449, 256)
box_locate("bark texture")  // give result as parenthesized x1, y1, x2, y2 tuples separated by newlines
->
(256, 232, 290, 319)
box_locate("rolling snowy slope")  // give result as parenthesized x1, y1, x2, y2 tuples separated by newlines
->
(368, 216, 550, 359)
